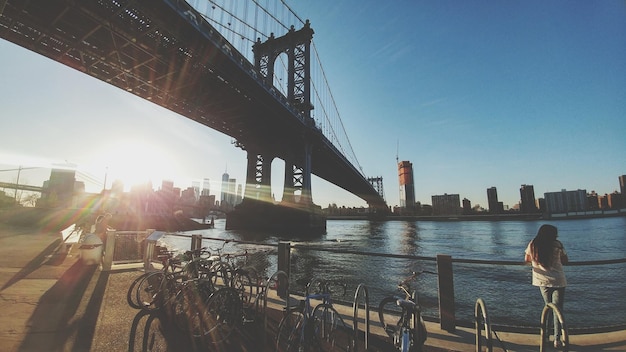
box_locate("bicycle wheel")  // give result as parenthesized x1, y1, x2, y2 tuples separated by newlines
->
(171, 283, 211, 338)
(128, 272, 151, 309)
(312, 303, 354, 351)
(209, 261, 233, 288)
(137, 271, 182, 311)
(232, 269, 253, 304)
(378, 296, 403, 338)
(276, 310, 305, 352)
(136, 272, 167, 311)
(204, 287, 242, 344)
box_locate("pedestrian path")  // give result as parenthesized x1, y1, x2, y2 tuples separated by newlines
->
(0, 223, 625, 351)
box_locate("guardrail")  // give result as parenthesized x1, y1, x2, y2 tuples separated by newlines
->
(101, 229, 156, 271)
(111, 231, 625, 333)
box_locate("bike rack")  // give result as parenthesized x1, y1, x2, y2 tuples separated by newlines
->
(474, 298, 493, 352)
(262, 270, 289, 349)
(352, 283, 370, 351)
(540, 302, 569, 352)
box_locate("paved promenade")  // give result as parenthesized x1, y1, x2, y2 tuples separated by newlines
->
(0, 224, 625, 351)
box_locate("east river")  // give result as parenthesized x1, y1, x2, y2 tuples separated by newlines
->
(161, 216, 626, 329)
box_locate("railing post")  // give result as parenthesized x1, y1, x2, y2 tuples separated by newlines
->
(143, 229, 155, 270)
(101, 230, 115, 271)
(437, 254, 456, 331)
(277, 242, 291, 297)
(191, 234, 202, 251)
(353, 283, 370, 351)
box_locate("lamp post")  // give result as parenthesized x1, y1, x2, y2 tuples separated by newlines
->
(14, 165, 22, 202)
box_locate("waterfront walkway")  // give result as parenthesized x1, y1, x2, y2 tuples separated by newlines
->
(1, 224, 625, 351)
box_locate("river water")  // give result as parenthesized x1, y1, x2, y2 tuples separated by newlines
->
(161, 216, 626, 329)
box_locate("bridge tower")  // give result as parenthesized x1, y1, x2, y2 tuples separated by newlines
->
(226, 21, 325, 234)
(250, 20, 315, 206)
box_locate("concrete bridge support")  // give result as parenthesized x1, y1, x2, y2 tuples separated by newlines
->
(228, 144, 325, 235)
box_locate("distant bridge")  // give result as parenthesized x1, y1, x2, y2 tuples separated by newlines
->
(0, 182, 43, 193)
(0, 0, 387, 232)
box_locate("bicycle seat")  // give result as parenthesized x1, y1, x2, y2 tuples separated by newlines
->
(396, 298, 416, 310)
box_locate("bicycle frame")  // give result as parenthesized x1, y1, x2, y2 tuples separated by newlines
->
(276, 278, 351, 352)
(379, 271, 431, 352)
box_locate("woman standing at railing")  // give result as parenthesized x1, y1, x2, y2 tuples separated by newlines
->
(524, 224, 569, 349)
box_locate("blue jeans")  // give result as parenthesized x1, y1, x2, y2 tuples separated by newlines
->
(540, 286, 565, 340)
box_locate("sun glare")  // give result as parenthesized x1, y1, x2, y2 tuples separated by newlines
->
(91, 140, 180, 191)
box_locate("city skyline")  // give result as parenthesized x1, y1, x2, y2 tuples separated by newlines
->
(1, 1, 625, 209)
(3, 163, 623, 213)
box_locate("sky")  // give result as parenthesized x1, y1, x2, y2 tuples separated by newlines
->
(1, 1, 625, 209)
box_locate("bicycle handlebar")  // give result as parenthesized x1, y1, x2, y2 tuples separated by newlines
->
(397, 270, 437, 296)
(305, 278, 347, 297)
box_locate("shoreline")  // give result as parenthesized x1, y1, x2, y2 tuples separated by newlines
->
(328, 211, 626, 221)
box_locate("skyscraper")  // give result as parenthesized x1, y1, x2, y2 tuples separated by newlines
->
(398, 161, 415, 209)
(520, 184, 538, 213)
(487, 187, 500, 213)
(619, 175, 626, 195)
(201, 178, 211, 196)
(220, 172, 229, 205)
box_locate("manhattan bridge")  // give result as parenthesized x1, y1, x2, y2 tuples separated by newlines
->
(0, 0, 388, 233)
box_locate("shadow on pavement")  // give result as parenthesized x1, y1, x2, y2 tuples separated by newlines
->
(1, 239, 61, 291)
(17, 261, 100, 352)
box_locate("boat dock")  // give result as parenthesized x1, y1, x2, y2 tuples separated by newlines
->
(0, 224, 625, 351)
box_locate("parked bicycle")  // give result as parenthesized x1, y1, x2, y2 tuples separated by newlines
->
(126, 248, 185, 311)
(276, 277, 354, 352)
(378, 270, 435, 352)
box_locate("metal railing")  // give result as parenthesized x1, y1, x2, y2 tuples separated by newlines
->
(133, 232, 626, 334)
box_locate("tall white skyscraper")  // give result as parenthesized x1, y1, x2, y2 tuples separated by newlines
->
(221, 172, 229, 205)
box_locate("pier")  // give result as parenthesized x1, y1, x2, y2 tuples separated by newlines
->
(1, 224, 625, 351)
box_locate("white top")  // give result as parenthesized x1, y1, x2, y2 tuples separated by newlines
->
(525, 240, 567, 287)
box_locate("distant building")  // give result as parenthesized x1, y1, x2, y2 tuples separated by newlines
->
(235, 184, 243, 205)
(520, 184, 538, 213)
(487, 187, 504, 214)
(192, 181, 201, 201)
(201, 178, 211, 197)
(398, 161, 415, 209)
(228, 178, 236, 206)
(587, 191, 600, 210)
(620, 175, 626, 195)
(38, 168, 84, 208)
(161, 180, 174, 193)
(431, 193, 460, 216)
(544, 189, 587, 214)
(462, 198, 472, 214)
(220, 172, 229, 206)
(606, 191, 623, 209)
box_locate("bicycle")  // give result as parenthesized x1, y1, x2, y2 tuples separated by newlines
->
(169, 278, 242, 344)
(276, 277, 354, 352)
(378, 270, 435, 352)
(126, 248, 184, 310)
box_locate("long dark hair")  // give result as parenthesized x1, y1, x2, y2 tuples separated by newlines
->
(530, 224, 559, 268)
